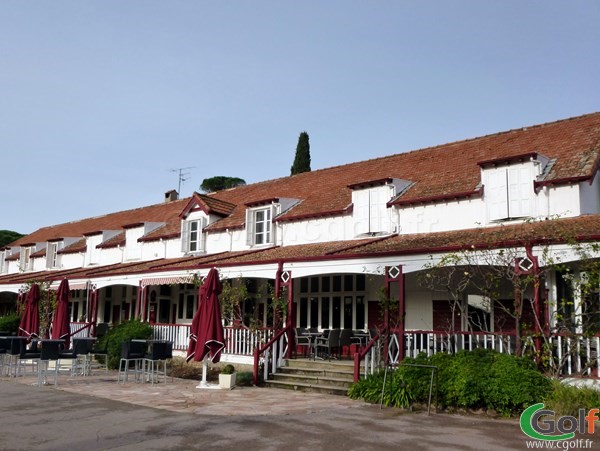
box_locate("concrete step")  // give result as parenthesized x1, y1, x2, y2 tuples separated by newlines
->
(264, 379, 350, 396)
(279, 366, 354, 381)
(271, 372, 353, 389)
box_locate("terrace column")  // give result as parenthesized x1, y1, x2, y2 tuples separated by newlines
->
(275, 263, 294, 359)
(524, 247, 543, 358)
(385, 265, 405, 362)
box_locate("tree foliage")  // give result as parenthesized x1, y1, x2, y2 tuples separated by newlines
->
(290, 131, 311, 175)
(200, 176, 246, 193)
(0, 230, 24, 247)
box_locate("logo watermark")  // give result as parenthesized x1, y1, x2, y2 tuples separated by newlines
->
(520, 403, 597, 448)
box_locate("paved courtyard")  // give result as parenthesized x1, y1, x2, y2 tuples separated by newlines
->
(0, 371, 580, 450)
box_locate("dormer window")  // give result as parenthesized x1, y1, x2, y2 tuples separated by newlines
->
(349, 178, 403, 236)
(46, 241, 63, 269)
(245, 200, 278, 247)
(253, 207, 272, 245)
(0, 250, 8, 274)
(480, 153, 547, 222)
(181, 218, 206, 254)
(19, 246, 33, 272)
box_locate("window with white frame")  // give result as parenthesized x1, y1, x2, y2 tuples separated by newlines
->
(181, 218, 206, 254)
(352, 185, 394, 236)
(46, 242, 62, 269)
(0, 250, 7, 274)
(19, 246, 32, 272)
(246, 206, 274, 246)
(484, 163, 536, 221)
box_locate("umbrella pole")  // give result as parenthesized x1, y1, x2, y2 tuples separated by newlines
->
(196, 356, 220, 389)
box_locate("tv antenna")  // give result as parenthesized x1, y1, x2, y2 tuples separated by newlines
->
(170, 167, 195, 195)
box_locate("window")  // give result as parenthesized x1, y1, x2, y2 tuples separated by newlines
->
(246, 206, 275, 246)
(352, 185, 394, 236)
(181, 218, 206, 254)
(485, 163, 536, 221)
(46, 242, 62, 269)
(0, 250, 7, 274)
(19, 247, 32, 272)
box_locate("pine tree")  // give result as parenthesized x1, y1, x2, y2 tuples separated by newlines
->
(290, 131, 311, 175)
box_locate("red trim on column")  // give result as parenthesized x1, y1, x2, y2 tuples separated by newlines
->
(385, 265, 405, 363)
(525, 246, 543, 358)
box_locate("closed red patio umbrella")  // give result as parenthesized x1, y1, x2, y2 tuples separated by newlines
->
(18, 284, 40, 341)
(186, 267, 225, 364)
(51, 279, 71, 349)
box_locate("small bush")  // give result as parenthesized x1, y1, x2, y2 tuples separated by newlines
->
(97, 319, 152, 369)
(0, 313, 20, 335)
(167, 357, 219, 381)
(220, 363, 235, 374)
(544, 380, 600, 416)
(348, 369, 412, 408)
(236, 371, 254, 386)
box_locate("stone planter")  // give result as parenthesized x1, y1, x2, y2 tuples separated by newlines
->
(219, 372, 236, 390)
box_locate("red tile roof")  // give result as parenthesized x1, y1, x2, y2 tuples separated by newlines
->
(4, 112, 599, 246)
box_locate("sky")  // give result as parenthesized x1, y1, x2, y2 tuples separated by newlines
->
(1, 1, 599, 235)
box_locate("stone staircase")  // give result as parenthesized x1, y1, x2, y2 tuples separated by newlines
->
(264, 358, 358, 396)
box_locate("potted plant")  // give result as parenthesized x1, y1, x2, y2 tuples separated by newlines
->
(219, 364, 236, 390)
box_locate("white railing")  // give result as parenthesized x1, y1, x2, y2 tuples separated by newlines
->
(70, 322, 92, 338)
(151, 323, 191, 350)
(149, 323, 274, 355)
(253, 327, 289, 385)
(402, 330, 599, 377)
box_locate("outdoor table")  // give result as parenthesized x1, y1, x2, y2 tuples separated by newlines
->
(352, 332, 370, 347)
(305, 332, 323, 360)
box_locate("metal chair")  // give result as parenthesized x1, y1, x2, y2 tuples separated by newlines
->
(38, 340, 62, 387)
(143, 341, 169, 384)
(118, 340, 145, 383)
(315, 328, 341, 360)
(339, 329, 353, 358)
(294, 327, 311, 357)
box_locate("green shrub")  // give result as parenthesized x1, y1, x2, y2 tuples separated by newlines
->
(348, 369, 412, 408)
(544, 380, 600, 416)
(351, 349, 553, 416)
(236, 371, 254, 386)
(220, 364, 235, 374)
(97, 320, 152, 369)
(0, 313, 20, 335)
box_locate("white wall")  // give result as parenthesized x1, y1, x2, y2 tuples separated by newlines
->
(399, 198, 485, 234)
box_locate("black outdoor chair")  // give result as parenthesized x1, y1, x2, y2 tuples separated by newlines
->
(339, 329, 353, 359)
(144, 341, 169, 384)
(38, 340, 62, 387)
(294, 328, 311, 357)
(118, 340, 145, 383)
(315, 328, 341, 360)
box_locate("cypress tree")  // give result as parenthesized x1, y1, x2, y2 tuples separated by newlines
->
(290, 131, 311, 175)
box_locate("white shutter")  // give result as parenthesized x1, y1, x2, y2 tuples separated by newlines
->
(353, 190, 370, 235)
(268, 205, 275, 244)
(180, 220, 190, 253)
(199, 217, 207, 252)
(486, 168, 509, 221)
(245, 209, 254, 246)
(369, 187, 392, 233)
(507, 164, 533, 218)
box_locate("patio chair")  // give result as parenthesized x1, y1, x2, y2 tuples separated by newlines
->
(294, 328, 311, 357)
(7, 337, 40, 378)
(339, 329, 353, 358)
(118, 340, 145, 383)
(90, 340, 109, 373)
(315, 328, 341, 360)
(143, 341, 169, 384)
(59, 338, 94, 376)
(38, 340, 62, 387)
